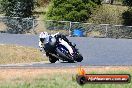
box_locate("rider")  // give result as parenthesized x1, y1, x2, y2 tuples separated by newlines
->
(39, 32, 73, 54)
(39, 32, 48, 52)
(39, 32, 62, 52)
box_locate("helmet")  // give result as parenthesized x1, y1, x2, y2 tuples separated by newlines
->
(50, 37, 56, 45)
(39, 32, 48, 38)
(43, 32, 48, 37)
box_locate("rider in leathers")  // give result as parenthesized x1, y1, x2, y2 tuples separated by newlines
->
(39, 32, 73, 54)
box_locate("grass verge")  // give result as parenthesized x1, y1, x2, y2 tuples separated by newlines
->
(0, 66, 131, 88)
(0, 44, 47, 64)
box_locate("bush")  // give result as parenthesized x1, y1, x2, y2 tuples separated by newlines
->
(46, 0, 98, 22)
(36, 0, 50, 7)
(0, 0, 35, 33)
(4, 18, 34, 34)
(122, 7, 132, 26)
(91, 0, 102, 5)
(1, 0, 35, 17)
(88, 4, 127, 24)
(123, 0, 132, 6)
(122, 0, 132, 26)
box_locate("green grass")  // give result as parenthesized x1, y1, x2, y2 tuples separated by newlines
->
(0, 71, 131, 88)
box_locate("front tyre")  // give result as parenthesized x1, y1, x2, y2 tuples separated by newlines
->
(49, 55, 58, 63)
(76, 54, 83, 62)
(68, 59, 74, 63)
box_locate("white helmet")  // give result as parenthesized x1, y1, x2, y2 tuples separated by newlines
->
(50, 37, 56, 45)
(39, 32, 48, 38)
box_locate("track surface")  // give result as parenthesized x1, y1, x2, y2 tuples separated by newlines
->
(0, 33, 132, 67)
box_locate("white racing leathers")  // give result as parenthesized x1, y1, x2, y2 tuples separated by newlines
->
(39, 41, 43, 48)
(39, 32, 49, 50)
(59, 38, 73, 55)
(39, 32, 58, 52)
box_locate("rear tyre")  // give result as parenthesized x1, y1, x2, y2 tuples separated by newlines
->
(76, 54, 83, 62)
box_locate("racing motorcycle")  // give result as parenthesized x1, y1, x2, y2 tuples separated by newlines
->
(44, 34, 83, 63)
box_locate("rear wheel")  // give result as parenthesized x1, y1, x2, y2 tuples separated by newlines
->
(76, 54, 83, 62)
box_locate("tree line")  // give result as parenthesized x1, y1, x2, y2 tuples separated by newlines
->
(0, 0, 131, 25)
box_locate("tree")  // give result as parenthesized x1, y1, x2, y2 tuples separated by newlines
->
(1, 0, 35, 17)
(0, 0, 36, 33)
(46, 0, 98, 22)
(110, 0, 114, 4)
(36, 0, 50, 7)
(122, 7, 132, 26)
(122, 0, 132, 26)
(123, 0, 132, 6)
(91, 0, 102, 5)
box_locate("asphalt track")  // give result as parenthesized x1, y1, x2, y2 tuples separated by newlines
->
(0, 33, 132, 67)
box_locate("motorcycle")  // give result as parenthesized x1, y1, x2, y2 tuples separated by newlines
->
(44, 35, 83, 63)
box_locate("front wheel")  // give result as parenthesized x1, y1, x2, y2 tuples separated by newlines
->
(75, 54, 83, 62)
(48, 55, 58, 63)
(68, 59, 74, 63)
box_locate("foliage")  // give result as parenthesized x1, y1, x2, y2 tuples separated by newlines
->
(91, 0, 102, 5)
(36, 0, 50, 7)
(4, 18, 34, 34)
(88, 4, 127, 24)
(0, 0, 36, 33)
(123, 0, 132, 6)
(122, 0, 132, 26)
(0, 0, 7, 14)
(122, 7, 132, 26)
(1, 0, 35, 17)
(46, 0, 98, 22)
